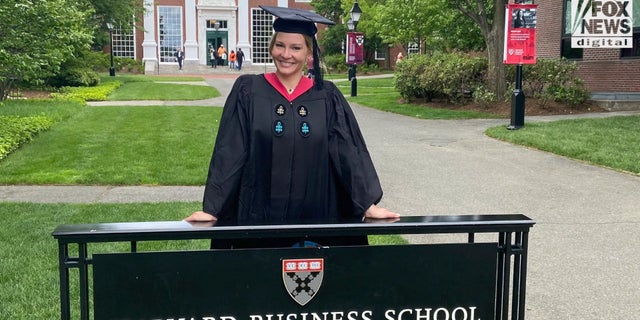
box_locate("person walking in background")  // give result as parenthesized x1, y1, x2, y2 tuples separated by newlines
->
(396, 52, 404, 65)
(217, 44, 227, 66)
(229, 50, 236, 69)
(209, 48, 217, 68)
(184, 6, 399, 248)
(236, 48, 245, 71)
(175, 48, 184, 70)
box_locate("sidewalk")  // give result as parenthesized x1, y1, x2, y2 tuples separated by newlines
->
(3, 74, 640, 319)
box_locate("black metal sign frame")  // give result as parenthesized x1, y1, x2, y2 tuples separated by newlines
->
(52, 214, 535, 320)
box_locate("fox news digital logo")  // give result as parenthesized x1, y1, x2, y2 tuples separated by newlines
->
(571, 0, 633, 48)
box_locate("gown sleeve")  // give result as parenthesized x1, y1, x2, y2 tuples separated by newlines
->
(325, 81, 383, 217)
(202, 75, 252, 220)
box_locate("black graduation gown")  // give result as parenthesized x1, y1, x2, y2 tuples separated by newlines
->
(202, 74, 383, 248)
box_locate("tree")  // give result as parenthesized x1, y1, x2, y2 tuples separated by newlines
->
(451, 0, 507, 97)
(338, 0, 387, 64)
(0, 0, 92, 100)
(312, 0, 347, 55)
(370, 0, 484, 53)
(312, 0, 345, 24)
(84, 0, 144, 49)
(344, 0, 505, 96)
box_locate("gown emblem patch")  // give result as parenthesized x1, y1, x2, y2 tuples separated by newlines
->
(275, 104, 286, 116)
(297, 106, 308, 117)
(299, 121, 310, 137)
(274, 120, 284, 136)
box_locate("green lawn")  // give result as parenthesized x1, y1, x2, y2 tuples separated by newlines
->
(107, 81, 219, 100)
(0, 202, 406, 319)
(1, 74, 638, 318)
(336, 77, 499, 119)
(486, 115, 640, 175)
(0, 106, 219, 185)
(1, 77, 414, 318)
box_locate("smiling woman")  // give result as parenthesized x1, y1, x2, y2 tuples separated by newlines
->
(184, 6, 399, 248)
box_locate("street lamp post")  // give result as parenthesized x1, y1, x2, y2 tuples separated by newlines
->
(348, 1, 362, 97)
(106, 23, 116, 77)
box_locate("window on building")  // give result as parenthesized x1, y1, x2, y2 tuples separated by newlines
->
(620, 28, 640, 58)
(207, 20, 228, 29)
(621, 4, 640, 57)
(112, 26, 135, 59)
(375, 49, 386, 60)
(158, 6, 183, 63)
(561, 38, 583, 59)
(407, 42, 420, 56)
(562, 0, 583, 59)
(252, 8, 273, 65)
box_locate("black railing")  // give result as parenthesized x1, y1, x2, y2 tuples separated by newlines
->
(53, 214, 534, 320)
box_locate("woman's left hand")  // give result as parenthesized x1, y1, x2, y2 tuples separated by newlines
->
(364, 204, 400, 219)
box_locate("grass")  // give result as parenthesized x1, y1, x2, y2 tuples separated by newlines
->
(486, 115, 640, 175)
(0, 202, 406, 318)
(2, 73, 639, 318)
(336, 77, 498, 119)
(102, 74, 205, 83)
(0, 77, 409, 317)
(0, 99, 85, 120)
(0, 106, 219, 185)
(0, 202, 203, 319)
(107, 82, 219, 100)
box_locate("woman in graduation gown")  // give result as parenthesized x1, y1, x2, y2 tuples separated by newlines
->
(185, 6, 399, 248)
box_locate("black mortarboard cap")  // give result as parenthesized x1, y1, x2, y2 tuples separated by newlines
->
(260, 6, 334, 90)
(259, 6, 335, 37)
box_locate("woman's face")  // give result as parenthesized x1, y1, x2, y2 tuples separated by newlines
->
(270, 32, 311, 78)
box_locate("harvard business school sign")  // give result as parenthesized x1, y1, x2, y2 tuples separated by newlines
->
(571, 0, 634, 48)
(93, 244, 498, 320)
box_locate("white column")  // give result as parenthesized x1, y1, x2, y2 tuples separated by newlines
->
(236, 0, 251, 64)
(184, 0, 198, 64)
(142, 0, 158, 74)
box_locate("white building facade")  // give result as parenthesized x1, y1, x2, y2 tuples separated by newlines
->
(107, 0, 313, 73)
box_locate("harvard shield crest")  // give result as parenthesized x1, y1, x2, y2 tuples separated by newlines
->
(282, 258, 324, 306)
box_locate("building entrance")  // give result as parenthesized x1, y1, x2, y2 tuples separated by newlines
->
(207, 30, 228, 66)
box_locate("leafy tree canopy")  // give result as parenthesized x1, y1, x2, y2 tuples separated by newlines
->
(0, 0, 92, 99)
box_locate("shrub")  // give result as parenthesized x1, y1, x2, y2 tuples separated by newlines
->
(323, 54, 349, 73)
(116, 57, 144, 74)
(55, 68, 101, 87)
(393, 54, 432, 101)
(394, 52, 487, 103)
(359, 63, 380, 75)
(47, 50, 103, 88)
(506, 58, 590, 106)
(0, 115, 53, 160)
(51, 80, 122, 101)
(472, 85, 498, 107)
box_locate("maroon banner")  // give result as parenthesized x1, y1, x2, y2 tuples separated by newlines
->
(346, 32, 364, 65)
(503, 4, 538, 65)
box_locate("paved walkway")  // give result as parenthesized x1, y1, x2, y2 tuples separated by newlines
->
(2, 72, 640, 319)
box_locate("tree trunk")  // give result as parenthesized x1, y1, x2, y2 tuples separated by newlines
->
(453, 0, 507, 98)
(487, 1, 506, 98)
(485, 27, 506, 98)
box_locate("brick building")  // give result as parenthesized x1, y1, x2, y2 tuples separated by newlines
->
(112, 0, 638, 102)
(109, 0, 317, 74)
(536, 0, 639, 100)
